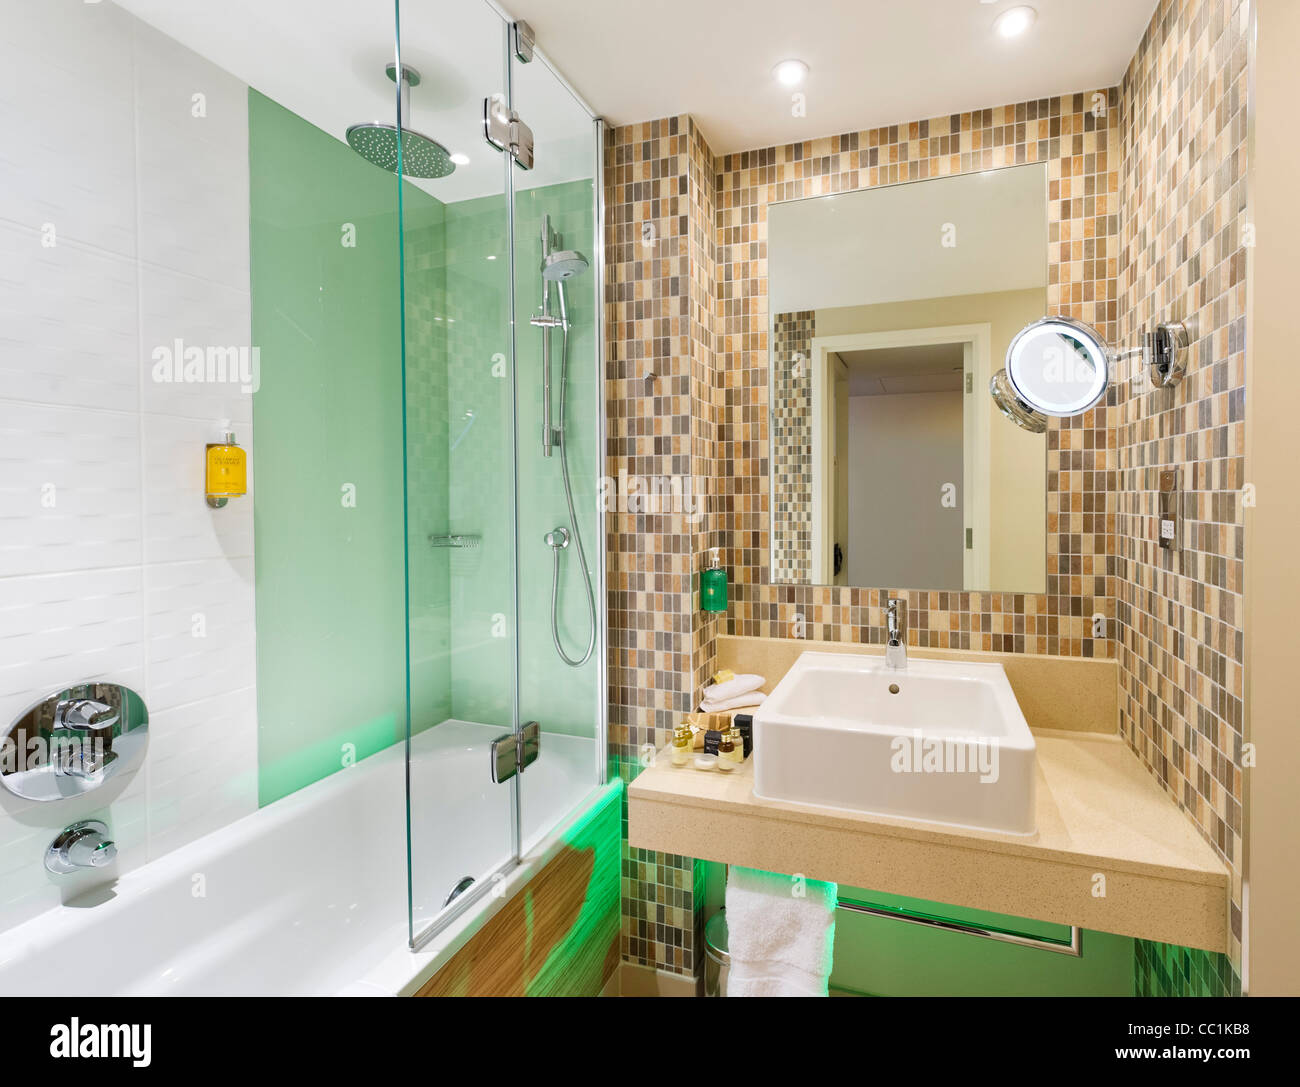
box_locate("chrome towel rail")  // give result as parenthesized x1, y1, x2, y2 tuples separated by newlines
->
(835, 897, 1083, 956)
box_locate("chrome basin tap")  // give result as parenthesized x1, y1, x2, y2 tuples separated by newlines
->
(885, 599, 907, 671)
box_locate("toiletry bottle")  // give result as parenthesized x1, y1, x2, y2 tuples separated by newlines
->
(205, 431, 247, 509)
(671, 724, 692, 767)
(700, 547, 728, 613)
(724, 726, 745, 764)
(716, 729, 736, 771)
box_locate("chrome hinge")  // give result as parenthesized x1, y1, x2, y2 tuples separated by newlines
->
(490, 720, 540, 784)
(512, 21, 535, 63)
(965, 527, 974, 550)
(965, 372, 973, 394)
(483, 96, 535, 170)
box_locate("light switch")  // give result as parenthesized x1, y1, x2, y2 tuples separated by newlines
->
(1158, 469, 1180, 551)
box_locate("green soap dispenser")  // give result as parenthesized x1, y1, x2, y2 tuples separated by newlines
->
(700, 547, 728, 613)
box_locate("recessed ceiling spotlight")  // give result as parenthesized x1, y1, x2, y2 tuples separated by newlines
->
(773, 59, 808, 87)
(994, 5, 1037, 38)
(450, 152, 470, 165)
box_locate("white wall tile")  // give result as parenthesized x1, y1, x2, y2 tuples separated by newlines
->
(133, 19, 251, 291)
(143, 557, 256, 713)
(0, 5, 258, 937)
(0, 224, 140, 412)
(0, 401, 142, 578)
(0, 565, 146, 729)
(145, 686, 258, 860)
(138, 265, 253, 423)
(0, 764, 149, 937)
(0, 0, 137, 256)
(143, 414, 254, 565)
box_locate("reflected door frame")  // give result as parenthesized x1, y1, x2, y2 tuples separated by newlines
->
(808, 324, 992, 589)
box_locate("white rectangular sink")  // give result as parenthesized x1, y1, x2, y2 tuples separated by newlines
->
(752, 652, 1037, 835)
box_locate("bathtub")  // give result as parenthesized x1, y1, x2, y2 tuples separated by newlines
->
(0, 721, 608, 996)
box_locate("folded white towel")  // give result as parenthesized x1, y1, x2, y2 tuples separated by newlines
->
(703, 673, 765, 703)
(700, 691, 767, 714)
(725, 866, 836, 997)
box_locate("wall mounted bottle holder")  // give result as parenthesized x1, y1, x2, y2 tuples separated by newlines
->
(0, 683, 148, 801)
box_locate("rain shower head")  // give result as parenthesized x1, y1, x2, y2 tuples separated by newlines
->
(543, 250, 589, 281)
(346, 64, 455, 179)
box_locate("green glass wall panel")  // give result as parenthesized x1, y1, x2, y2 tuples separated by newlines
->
(249, 89, 448, 804)
(441, 191, 514, 729)
(513, 179, 599, 740)
(830, 886, 1134, 996)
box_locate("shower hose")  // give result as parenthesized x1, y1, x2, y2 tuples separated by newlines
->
(550, 322, 597, 668)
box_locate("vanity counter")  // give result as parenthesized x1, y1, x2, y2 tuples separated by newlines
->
(628, 727, 1229, 952)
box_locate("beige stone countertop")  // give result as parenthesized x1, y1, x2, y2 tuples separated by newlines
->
(628, 728, 1230, 952)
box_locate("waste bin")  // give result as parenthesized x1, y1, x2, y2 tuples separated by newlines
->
(704, 910, 729, 997)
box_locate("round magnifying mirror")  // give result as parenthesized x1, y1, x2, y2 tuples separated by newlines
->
(989, 369, 1047, 433)
(1005, 316, 1109, 417)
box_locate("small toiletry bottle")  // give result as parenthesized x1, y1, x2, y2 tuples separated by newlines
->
(700, 547, 728, 613)
(205, 431, 247, 509)
(724, 726, 746, 764)
(716, 729, 736, 770)
(670, 724, 692, 767)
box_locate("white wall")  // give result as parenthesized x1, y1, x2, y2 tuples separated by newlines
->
(845, 391, 964, 589)
(0, 0, 255, 934)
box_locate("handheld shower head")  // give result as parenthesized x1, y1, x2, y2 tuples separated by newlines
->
(543, 250, 589, 281)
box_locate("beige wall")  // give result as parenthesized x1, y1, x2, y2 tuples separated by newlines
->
(1244, 0, 1300, 997)
(816, 288, 1047, 591)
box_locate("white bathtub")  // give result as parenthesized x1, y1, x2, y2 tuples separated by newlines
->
(0, 721, 606, 996)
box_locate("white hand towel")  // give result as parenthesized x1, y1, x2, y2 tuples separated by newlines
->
(699, 691, 767, 713)
(724, 866, 837, 997)
(702, 673, 765, 703)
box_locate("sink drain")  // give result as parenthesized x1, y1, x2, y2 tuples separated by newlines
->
(888, 683, 900, 695)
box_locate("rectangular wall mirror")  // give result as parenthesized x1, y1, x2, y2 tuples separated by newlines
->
(768, 163, 1050, 594)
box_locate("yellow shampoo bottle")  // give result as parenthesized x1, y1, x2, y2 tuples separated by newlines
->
(205, 431, 246, 509)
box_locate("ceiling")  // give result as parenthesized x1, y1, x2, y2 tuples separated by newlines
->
(112, 0, 1159, 199)
(838, 344, 966, 397)
(504, 0, 1160, 154)
(114, 0, 596, 203)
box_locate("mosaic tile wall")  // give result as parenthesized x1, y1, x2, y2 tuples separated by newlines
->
(604, 117, 715, 974)
(605, 0, 1250, 987)
(715, 91, 1121, 657)
(770, 311, 815, 581)
(1135, 939, 1241, 998)
(1115, 0, 1249, 983)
